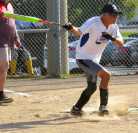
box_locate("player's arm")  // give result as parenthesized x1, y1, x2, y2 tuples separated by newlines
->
(62, 23, 82, 37)
(63, 18, 93, 38)
(102, 28, 124, 47)
(111, 25, 124, 47)
(7, 2, 21, 48)
(112, 37, 124, 47)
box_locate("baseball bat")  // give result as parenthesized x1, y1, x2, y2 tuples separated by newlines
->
(3, 11, 62, 26)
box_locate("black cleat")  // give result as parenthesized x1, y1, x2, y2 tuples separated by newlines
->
(0, 94, 14, 104)
(71, 106, 83, 116)
(99, 105, 109, 115)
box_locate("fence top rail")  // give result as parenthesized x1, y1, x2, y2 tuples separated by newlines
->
(17, 29, 49, 34)
(120, 25, 138, 29)
(119, 25, 138, 33)
(17, 26, 138, 34)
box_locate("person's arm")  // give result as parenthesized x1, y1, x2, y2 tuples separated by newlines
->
(14, 34, 21, 48)
(112, 38, 124, 47)
(111, 25, 124, 47)
(69, 27, 82, 37)
(7, 2, 21, 48)
(62, 23, 82, 37)
(63, 18, 93, 38)
(102, 25, 124, 48)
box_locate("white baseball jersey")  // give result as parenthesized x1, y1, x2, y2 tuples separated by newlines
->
(76, 16, 123, 63)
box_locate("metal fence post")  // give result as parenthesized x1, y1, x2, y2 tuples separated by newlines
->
(60, 0, 69, 77)
(47, 0, 61, 77)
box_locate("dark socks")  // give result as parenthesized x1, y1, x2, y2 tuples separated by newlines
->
(0, 91, 4, 97)
(75, 82, 97, 110)
(75, 91, 91, 110)
(100, 89, 108, 106)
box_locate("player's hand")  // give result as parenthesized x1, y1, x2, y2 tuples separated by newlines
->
(62, 23, 73, 31)
(14, 39, 21, 48)
(102, 32, 116, 41)
(0, 12, 3, 17)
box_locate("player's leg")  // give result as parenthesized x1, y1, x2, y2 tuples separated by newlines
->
(97, 69, 111, 114)
(0, 47, 13, 103)
(71, 59, 100, 115)
(82, 60, 110, 113)
(71, 75, 97, 115)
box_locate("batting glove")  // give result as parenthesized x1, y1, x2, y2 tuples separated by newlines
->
(102, 32, 116, 41)
(62, 23, 73, 31)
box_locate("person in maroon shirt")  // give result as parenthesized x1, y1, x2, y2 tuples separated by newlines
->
(0, 0, 21, 103)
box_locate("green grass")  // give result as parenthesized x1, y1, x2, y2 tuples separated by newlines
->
(121, 31, 138, 37)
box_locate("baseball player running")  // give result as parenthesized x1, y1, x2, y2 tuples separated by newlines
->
(63, 4, 124, 115)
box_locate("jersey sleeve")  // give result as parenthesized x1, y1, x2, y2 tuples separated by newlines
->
(79, 17, 93, 33)
(7, 3, 14, 13)
(112, 24, 123, 41)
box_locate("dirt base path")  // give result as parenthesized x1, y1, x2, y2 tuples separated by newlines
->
(0, 75, 138, 133)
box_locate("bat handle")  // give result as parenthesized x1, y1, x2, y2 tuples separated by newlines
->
(39, 19, 50, 24)
(40, 19, 62, 27)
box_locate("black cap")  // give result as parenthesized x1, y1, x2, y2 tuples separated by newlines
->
(102, 4, 122, 15)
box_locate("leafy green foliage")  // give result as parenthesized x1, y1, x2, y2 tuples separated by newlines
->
(68, 0, 137, 26)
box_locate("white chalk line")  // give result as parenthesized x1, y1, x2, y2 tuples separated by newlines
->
(5, 89, 31, 97)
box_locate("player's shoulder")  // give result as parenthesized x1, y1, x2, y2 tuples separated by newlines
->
(7, 2, 14, 12)
(110, 23, 119, 30)
(85, 16, 101, 27)
(88, 16, 101, 23)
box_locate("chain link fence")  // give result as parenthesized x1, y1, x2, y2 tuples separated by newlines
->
(68, 0, 138, 75)
(8, 0, 48, 77)
(8, 0, 138, 77)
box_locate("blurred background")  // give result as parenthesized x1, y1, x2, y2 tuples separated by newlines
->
(8, 0, 138, 78)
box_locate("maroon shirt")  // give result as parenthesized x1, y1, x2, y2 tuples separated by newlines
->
(0, 3, 18, 48)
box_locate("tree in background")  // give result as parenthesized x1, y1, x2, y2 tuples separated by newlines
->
(12, 0, 47, 29)
(12, 0, 47, 19)
(68, 0, 137, 26)
(12, 0, 137, 26)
